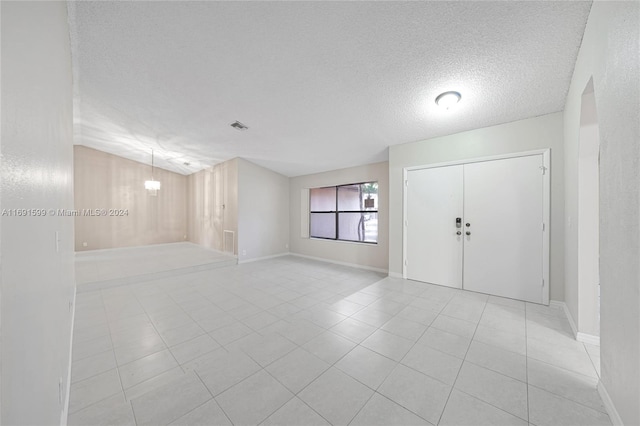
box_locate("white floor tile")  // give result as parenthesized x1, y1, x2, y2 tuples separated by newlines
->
(430, 314, 477, 339)
(298, 367, 374, 426)
(302, 331, 357, 364)
(169, 399, 231, 426)
(216, 370, 293, 425)
(231, 332, 298, 367)
(527, 335, 598, 378)
(335, 345, 397, 390)
(473, 324, 526, 355)
(71, 349, 117, 383)
(361, 329, 414, 361)
(124, 367, 185, 402)
(527, 358, 605, 412)
(69, 369, 122, 414)
(261, 397, 330, 426)
(169, 334, 221, 365)
(131, 372, 212, 425)
(350, 393, 430, 426)
(439, 389, 527, 426)
(381, 316, 428, 341)
(68, 393, 135, 426)
(401, 344, 462, 385)
(378, 364, 450, 425)
(528, 385, 611, 426)
(196, 350, 262, 396)
(330, 317, 378, 343)
(417, 327, 471, 359)
(396, 305, 439, 326)
(71, 255, 612, 426)
(266, 348, 330, 393)
(454, 362, 528, 421)
(118, 349, 179, 389)
(465, 340, 527, 382)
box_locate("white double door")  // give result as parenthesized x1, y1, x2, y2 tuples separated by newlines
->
(406, 154, 545, 303)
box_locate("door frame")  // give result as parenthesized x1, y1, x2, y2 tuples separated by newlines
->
(402, 149, 551, 305)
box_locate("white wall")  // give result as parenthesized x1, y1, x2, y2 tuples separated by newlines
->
(289, 162, 389, 271)
(1, 2, 76, 424)
(563, 2, 639, 424)
(389, 113, 565, 300)
(577, 89, 600, 337)
(237, 158, 289, 262)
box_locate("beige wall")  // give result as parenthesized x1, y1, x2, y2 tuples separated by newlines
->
(74, 145, 187, 251)
(187, 158, 238, 254)
(389, 112, 565, 301)
(289, 162, 389, 271)
(237, 158, 289, 262)
(563, 2, 639, 424)
(1, 2, 76, 423)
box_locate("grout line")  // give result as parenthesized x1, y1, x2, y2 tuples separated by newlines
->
(435, 293, 488, 425)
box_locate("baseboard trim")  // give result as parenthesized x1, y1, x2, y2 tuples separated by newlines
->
(288, 253, 388, 274)
(237, 252, 290, 264)
(550, 301, 600, 346)
(61, 286, 76, 426)
(551, 300, 578, 336)
(597, 381, 624, 426)
(576, 332, 600, 346)
(388, 272, 403, 279)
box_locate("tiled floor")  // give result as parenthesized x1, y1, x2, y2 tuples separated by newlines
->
(69, 255, 610, 426)
(75, 242, 236, 288)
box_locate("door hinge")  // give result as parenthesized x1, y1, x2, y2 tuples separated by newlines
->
(542, 279, 545, 287)
(539, 166, 547, 175)
(541, 222, 545, 231)
(405, 179, 408, 187)
(404, 220, 408, 227)
(404, 259, 408, 266)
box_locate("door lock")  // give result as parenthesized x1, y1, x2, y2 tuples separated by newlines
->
(456, 231, 462, 235)
(466, 231, 471, 236)
(466, 223, 471, 227)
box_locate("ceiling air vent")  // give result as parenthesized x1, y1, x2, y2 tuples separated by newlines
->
(230, 121, 248, 131)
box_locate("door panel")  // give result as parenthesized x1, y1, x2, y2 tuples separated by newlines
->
(406, 166, 463, 288)
(463, 155, 544, 303)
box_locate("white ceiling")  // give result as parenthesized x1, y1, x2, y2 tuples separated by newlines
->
(69, 1, 592, 177)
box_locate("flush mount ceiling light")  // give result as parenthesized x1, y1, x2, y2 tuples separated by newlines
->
(435, 91, 462, 109)
(230, 120, 249, 131)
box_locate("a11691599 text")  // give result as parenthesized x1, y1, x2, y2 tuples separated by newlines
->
(1, 208, 129, 217)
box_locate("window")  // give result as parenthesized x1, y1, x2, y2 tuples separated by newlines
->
(309, 182, 378, 243)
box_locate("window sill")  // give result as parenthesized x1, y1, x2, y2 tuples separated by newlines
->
(309, 237, 378, 246)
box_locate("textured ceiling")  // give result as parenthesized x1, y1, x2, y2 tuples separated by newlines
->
(69, 1, 592, 177)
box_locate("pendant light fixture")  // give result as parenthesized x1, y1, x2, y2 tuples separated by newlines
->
(144, 149, 161, 195)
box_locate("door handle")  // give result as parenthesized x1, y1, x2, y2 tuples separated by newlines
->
(466, 223, 471, 227)
(466, 231, 471, 236)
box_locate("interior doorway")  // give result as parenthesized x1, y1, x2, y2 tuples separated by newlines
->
(577, 78, 601, 345)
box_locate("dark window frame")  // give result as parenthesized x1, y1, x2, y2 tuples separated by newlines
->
(309, 181, 378, 244)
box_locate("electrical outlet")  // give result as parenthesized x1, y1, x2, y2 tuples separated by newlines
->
(82, 242, 88, 247)
(285, 243, 288, 249)
(242, 250, 246, 256)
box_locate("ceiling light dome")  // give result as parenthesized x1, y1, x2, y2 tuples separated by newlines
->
(435, 91, 462, 109)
